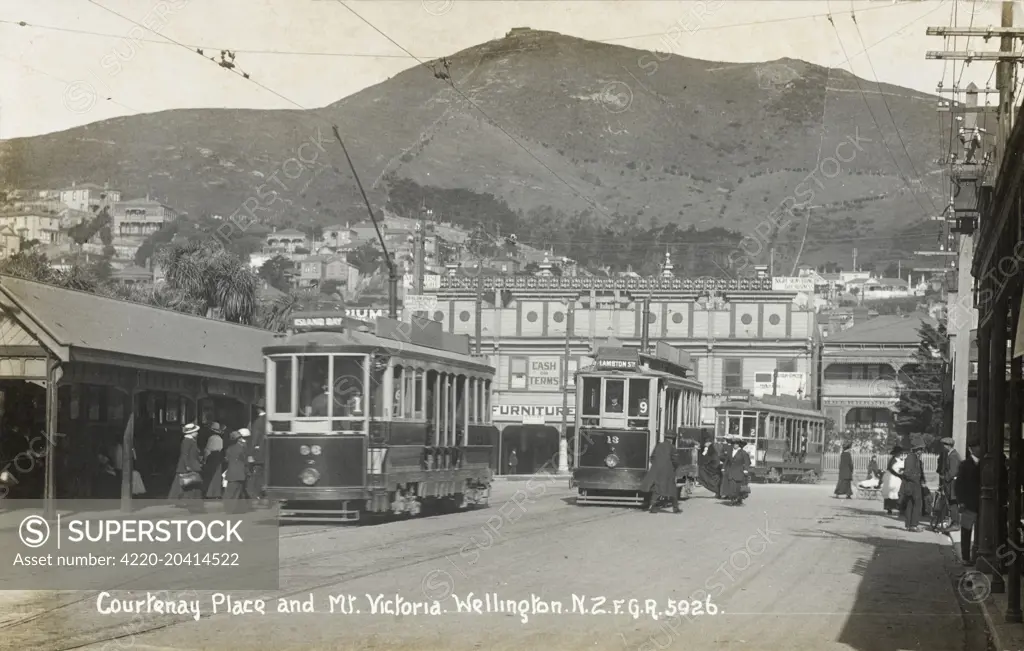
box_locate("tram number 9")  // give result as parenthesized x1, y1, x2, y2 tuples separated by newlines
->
(638, 399, 648, 414)
(606, 435, 620, 444)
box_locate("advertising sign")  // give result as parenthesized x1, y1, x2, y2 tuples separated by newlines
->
(529, 358, 561, 390)
(772, 277, 815, 293)
(492, 404, 576, 422)
(404, 294, 438, 315)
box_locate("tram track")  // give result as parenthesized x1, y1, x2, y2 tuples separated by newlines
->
(10, 498, 632, 651)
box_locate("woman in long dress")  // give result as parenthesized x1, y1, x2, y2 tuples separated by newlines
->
(223, 429, 251, 514)
(697, 432, 722, 497)
(881, 445, 905, 515)
(720, 437, 751, 505)
(202, 423, 226, 499)
(168, 423, 204, 513)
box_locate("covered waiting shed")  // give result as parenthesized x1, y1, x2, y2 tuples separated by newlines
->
(0, 274, 275, 514)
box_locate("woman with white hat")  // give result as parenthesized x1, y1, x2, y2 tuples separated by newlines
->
(202, 422, 226, 499)
(223, 428, 251, 514)
(168, 423, 205, 514)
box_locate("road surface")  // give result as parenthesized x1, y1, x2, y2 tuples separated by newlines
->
(2, 480, 986, 651)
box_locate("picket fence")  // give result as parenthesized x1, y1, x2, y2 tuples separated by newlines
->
(821, 452, 939, 476)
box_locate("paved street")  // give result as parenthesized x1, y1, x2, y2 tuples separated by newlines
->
(3, 481, 985, 651)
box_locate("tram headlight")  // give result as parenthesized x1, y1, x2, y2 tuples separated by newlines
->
(299, 445, 311, 456)
(605, 454, 619, 468)
(299, 468, 320, 486)
(311, 445, 322, 456)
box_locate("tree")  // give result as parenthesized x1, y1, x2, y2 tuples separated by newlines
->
(347, 242, 386, 274)
(894, 319, 949, 449)
(158, 241, 259, 323)
(258, 255, 294, 291)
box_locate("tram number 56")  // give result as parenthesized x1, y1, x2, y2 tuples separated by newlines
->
(606, 435, 620, 444)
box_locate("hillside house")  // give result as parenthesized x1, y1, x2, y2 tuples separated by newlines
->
(0, 226, 22, 258)
(264, 228, 308, 254)
(0, 212, 62, 246)
(59, 182, 121, 212)
(322, 225, 356, 249)
(298, 254, 359, 289)
(110, 264, 153, 285)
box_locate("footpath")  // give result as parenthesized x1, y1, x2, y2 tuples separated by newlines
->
(946, 528, 1024, 650)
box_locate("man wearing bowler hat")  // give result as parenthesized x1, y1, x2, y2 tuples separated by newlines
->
(897, 435, 927, 532)
(935, 437, 960, 531)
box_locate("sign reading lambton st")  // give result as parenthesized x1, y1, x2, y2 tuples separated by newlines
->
(492, 404, 576, 422)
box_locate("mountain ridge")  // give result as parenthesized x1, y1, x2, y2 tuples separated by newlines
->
(0, 28, 945, 271)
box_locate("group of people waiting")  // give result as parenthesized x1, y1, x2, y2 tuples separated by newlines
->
(834, 433, 983, 560)
(167, 400, 268, 514)
(639, 429, 751, 513)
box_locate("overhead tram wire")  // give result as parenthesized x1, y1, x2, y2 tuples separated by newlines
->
(849, 4, 939, 215)
(0, 52, 140, 116)
(825, 4, 935, 221)
(0, 4, 919, 58)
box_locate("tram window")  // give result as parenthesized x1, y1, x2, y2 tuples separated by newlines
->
(757, 412, 767, 438)
(297, 355, 330, 417)
(605, 380, 624, 413)
(332, 356, 365, 418)
(393, 367, 404, 417)
(728, 413, 741, 436)
(404, 371, 415, 419)
(270, 358, 291, 414)
(716, 413, 727, 438)
(628, 379, 650, 417)
(581, 377, 601, 415)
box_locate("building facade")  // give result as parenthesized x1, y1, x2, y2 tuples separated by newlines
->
(109, 199, 179, 261)
(59, 183, 121, 212)
(0, 212, 62, 246)
(421, 271, 818, 473)
(820, 314, 930, 438)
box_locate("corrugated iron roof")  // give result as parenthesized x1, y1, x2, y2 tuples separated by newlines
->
(825, 314, 932, 344)
(0, 275, 273, 377)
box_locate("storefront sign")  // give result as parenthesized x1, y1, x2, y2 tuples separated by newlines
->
(493, 404, 576, 422)
(529, 358, 561, 390)
(772, 277, 815, 292)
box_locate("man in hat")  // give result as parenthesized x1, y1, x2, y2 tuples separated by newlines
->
(248, 399, 268, 508)
(955, 434, 982, 565)
(640, 432, 681, 514)
(833, 441, 854, 499)
(936, 437, 960, 531)
(897, 435, 927, 532)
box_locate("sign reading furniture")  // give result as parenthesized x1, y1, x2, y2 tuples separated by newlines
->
(492, 404, 577, 422)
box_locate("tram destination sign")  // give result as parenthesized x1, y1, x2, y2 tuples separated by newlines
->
(594, 347, 639, 371)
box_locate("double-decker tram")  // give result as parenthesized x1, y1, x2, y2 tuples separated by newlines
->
(572, 340, 704, 506)
(262, 312, 497, 522)
(714, 392, 826, 483)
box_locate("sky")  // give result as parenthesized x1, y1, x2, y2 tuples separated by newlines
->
(0, 0, 1015, 139)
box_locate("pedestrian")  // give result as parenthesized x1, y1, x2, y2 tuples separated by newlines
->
(897, 435, 926, 532)
(697, 429, 721, 497)
(247, 399, 268, 508)
(867, 454, 880, 481)
(935, 437, 961, 532)
(833, 441, 854, 499)
(508, 449, 518, 476)
(203, 422, 226, 499)
(223, 429, 251, 514)
(954, 436, 981, 566)
(720, 436, 751, 506)
(881, 445, 904, 515)
(168, 423, 204, 514)
(641, 432, 681, 514)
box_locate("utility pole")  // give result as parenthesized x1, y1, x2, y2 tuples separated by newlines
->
(559, 297, 575, 475)
(927, 14, 1024, 607)
(414, 204, 430, 296)
(852, 247, 857, 272)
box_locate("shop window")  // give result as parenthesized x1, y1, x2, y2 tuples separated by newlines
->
(777, 358, 797, 373)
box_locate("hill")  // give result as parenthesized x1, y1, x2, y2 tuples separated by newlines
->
(0, 29, 946, 272)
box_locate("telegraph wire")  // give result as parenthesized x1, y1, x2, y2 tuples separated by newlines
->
(1, 4, 915, 58)
(0, 52, 140, 117)
(825, 4, 934, 221)
(332, 0, 614, 221)
(849, 4, 939, 215)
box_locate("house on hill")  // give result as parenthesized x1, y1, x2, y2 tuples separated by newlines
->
(298, 254, 359, 290)
(59, 182, 121, 213)
(265, 228, 308, 254)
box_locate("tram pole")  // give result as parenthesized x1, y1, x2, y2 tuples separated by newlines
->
(559, 297, 574, 474)
(331, 126, 400, 319)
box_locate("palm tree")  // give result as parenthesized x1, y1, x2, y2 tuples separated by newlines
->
(159, 241, 258, 323)
(257, 286, 322, 332)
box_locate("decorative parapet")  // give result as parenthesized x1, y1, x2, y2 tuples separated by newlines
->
(437, 276, 775, 291)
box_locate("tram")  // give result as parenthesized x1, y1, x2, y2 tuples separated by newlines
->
(571, 340, 704, 506)
(261, 312, 497, 522)
(713, 392, 826, 483)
